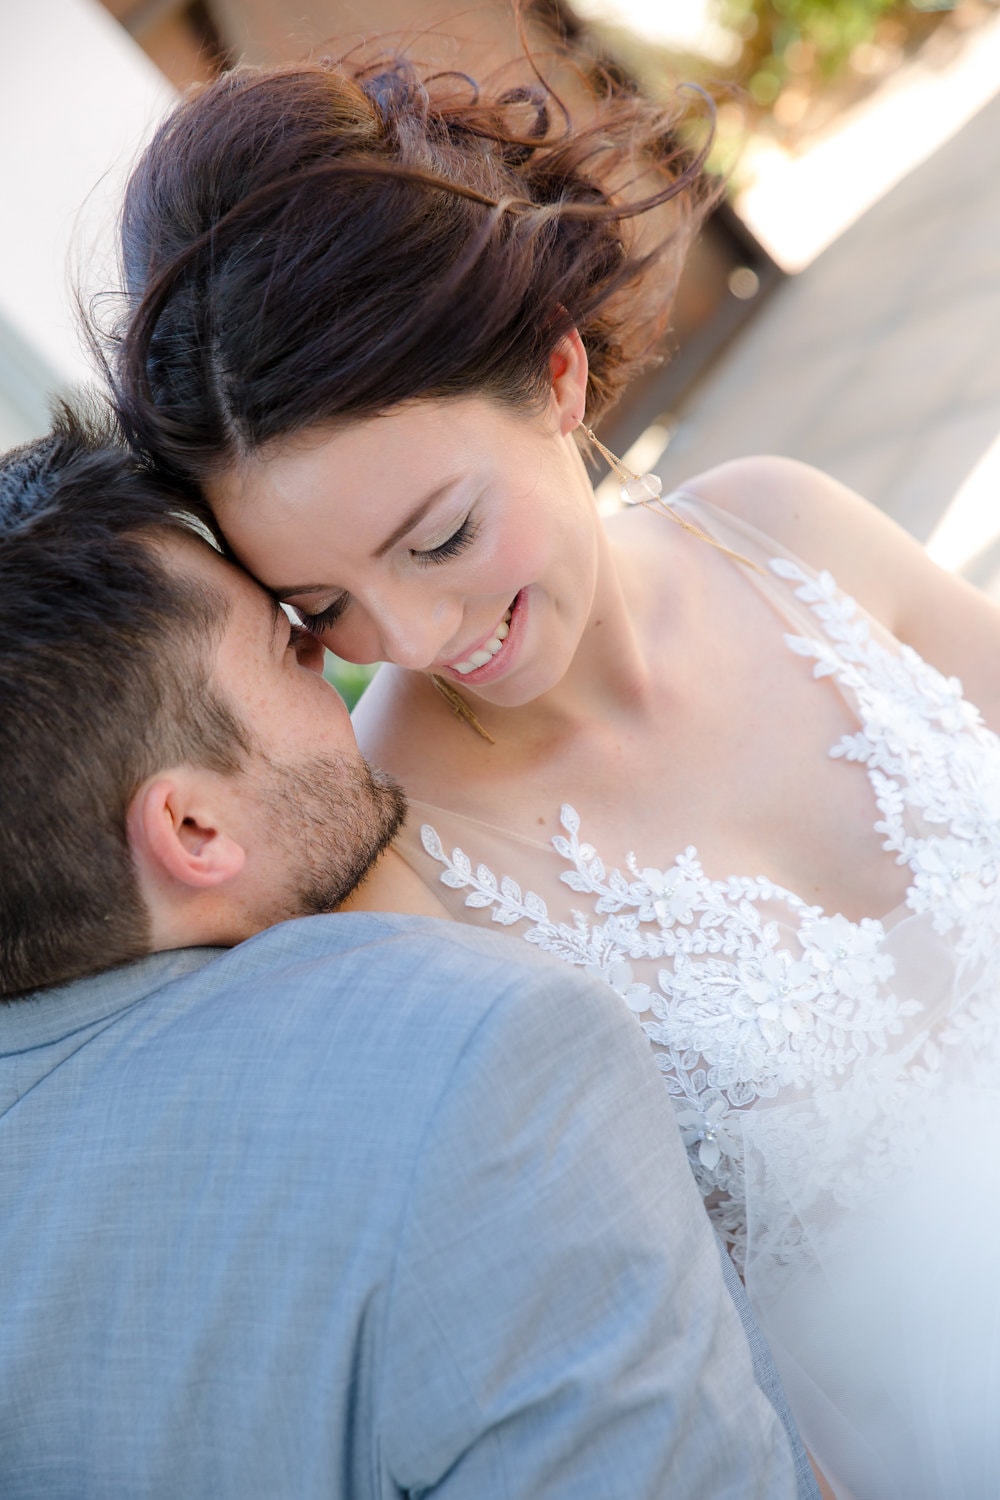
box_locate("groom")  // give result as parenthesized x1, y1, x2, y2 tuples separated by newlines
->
(0, 406, 817, 1498)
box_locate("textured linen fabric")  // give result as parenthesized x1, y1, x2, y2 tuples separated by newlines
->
(0, 912, 811, 1498)
(715, 1240, 820, 1500)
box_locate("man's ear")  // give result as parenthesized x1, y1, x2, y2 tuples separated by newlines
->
(128, 773, 246, 893)
(548, 328, 590, 435)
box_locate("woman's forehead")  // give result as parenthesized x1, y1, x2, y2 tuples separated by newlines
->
(209, 397, 508, 518)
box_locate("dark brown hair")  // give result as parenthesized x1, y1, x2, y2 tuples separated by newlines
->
(108, 49, 716, 479)
(0, 401, 250, 1000)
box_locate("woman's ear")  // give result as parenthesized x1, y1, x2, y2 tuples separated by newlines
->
(128, 773, 246, 894)
(548, 328, 590, 435)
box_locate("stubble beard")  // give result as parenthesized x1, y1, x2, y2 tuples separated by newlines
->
(256, 749, 407, 919)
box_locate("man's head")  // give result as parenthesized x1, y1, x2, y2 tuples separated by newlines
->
(0, 402, 404, 1001)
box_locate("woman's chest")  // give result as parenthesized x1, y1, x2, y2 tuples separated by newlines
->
(466, 591, 924, 924)
(417, 552, 1000, 932)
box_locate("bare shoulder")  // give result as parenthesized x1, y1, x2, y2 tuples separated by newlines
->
(680, 455, 1000, 724)
(678, 455, 915, 623)
(679, 453, 837, 524)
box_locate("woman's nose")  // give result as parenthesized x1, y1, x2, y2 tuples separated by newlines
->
(334, 594, 460, 672)
(377, 601, 458, 671)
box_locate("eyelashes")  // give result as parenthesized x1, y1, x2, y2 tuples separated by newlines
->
(292, 513, 480, 633)
(414, 514, 479, 564)
(294, 594, 349, 633)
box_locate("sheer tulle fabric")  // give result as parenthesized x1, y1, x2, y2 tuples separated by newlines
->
(744, 1081, 1000, 1497)
(394, 497, 1000, 1496)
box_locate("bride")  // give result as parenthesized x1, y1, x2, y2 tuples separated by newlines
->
(109, 50, 1000, 1498)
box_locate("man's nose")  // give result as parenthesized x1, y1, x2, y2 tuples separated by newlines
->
(293, 626, 327, 675)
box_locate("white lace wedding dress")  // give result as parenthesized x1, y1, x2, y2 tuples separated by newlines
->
(394, 497, 1000, 1499)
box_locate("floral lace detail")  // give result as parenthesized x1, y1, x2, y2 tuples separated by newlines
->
(420, 558, 1000, 1262)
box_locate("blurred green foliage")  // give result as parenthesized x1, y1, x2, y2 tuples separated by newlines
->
(586, 0, 963, 172)
(718, 0, 957, 110)
(324, 653, 377, 712)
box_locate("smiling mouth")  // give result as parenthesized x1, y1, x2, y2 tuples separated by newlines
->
(449, 604, 515, 675)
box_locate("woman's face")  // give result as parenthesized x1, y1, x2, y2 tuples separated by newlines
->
(208, 395, 603, 709)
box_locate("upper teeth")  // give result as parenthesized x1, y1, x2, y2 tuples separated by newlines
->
(452, 609, 512, 675)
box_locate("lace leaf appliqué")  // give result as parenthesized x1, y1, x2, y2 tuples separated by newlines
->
(420, 556, 1000, 1261)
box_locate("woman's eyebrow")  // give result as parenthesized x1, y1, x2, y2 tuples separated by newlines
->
(273, 476, 466, 592)
(272, 583, 331, 599)
(372, 478, 460, 559)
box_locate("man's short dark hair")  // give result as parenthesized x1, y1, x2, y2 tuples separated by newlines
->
(0, 400, 251, 1000)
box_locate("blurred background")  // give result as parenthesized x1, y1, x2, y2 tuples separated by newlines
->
(4, 0, 1000, 704)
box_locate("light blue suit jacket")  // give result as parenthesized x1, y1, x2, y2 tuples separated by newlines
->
(0, 913, 817, 1497)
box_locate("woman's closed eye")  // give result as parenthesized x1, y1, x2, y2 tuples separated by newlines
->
(294, 593, 349, 632)
(290, 515, 478, 631)
(413, 514, 479, 564)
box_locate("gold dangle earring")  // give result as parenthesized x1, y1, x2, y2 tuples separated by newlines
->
(578, 424, 762, 573)
(430, 673, 496, 745)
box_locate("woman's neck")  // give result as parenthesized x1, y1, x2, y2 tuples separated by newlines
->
(351, 497, 707, 803)
(338, 846, 451, 917)
(501, 514, 688, 739)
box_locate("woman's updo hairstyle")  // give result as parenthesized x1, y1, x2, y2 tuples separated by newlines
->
(110, 47, 716, 480)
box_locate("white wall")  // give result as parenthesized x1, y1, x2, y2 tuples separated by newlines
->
(0, 0, 174, 442)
